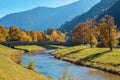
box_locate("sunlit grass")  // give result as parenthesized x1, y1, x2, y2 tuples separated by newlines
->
(0, 44, 52, 80)
(15, 45, 46, 52)
(44, 45, 66, 49)
(52, 45, 120, 74)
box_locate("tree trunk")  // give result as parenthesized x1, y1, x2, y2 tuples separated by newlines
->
(110, 46, 112, 51)
(90, 39, 93, 48)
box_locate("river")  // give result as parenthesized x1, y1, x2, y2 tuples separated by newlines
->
(22, 50, 120, 80)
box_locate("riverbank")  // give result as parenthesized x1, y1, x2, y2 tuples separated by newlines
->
(15, 45, 46, 52)
(0, 44, 52, 80)
(15, 45, 65, 52)
(52, 45, 120, 75)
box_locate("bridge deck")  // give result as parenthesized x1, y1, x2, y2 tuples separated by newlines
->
(1, 41, 79, 48)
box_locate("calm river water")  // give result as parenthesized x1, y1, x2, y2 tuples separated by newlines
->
(22, 50, 120, 80)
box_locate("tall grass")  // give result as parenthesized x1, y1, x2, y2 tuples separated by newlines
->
(59, 67, 82, 80)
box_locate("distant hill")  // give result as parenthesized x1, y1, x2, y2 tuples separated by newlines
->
(97, 0, 120, 28)
(60, 0, 118, 34)
(0, 0, 100, 31)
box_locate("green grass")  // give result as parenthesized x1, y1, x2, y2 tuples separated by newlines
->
(0, 44, 52, 80)
(52, 45, 120, 74)
(44, 45, 66, 49)
(15, 45, 46, 52)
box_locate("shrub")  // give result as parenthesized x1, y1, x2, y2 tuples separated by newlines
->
(16, 57, 23, 66)
(59, 68, 82, 80)
(28, 60, 35, 70)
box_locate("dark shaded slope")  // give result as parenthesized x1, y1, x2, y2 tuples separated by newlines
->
(97, 0, 120, 28)
(60, 0, 117, 33)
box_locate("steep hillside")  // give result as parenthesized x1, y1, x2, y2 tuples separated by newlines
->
(0, 0, 100, 31)
(60, 0, 117, 34)
(97, 0, 120, 28)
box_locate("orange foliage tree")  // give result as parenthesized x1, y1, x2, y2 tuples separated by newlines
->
(73, 20, 98, 47)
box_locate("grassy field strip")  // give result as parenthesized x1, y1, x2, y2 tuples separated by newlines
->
(52, 45, 120, 75)
(15, 45, 46, 52)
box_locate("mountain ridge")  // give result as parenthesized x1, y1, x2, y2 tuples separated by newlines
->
(97, 0, 120, 28)
(0, 0, 100, 31)
(60, 0, 118, 34)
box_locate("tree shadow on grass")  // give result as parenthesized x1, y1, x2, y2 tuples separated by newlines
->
(77, 50, 111, 62)
(62, 48, 87, 57)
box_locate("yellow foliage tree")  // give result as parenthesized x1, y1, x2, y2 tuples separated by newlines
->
(0, 25, 8, 42)
(27, 30, 37, 42)
(8, 26, 32, 41)
(45, 35, 52, 42)
(98, 15, 118, 51)
(36, 32, 44, 41)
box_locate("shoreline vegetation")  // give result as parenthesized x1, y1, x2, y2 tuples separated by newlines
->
(52, 45, 120, 75)
(0, 44, 52, 80)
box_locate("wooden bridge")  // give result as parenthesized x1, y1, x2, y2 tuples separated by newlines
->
(1, 41, 79, 48)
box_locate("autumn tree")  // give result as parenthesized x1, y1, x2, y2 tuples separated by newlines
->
(57, 31, 66, 42)
(36, 31, 44, 41)
(87, 19, 98, 48)
(73, 22, 89, 44)
(73, 21, 97, 47)
(0, 25, 8, 42)
(98, 15, 118, 51)
(8, 26, 32, 41)
(51, 30, 58, 42)
(27, 30, 37, 42)
(45, 34, 52, 42)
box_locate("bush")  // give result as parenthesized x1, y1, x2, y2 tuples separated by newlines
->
(16, 57, 23, 66)
(59, 68, 82, 80)
(28, 60, 35, 70)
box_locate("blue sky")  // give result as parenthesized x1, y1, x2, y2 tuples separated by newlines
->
(0, 0, 79, 18)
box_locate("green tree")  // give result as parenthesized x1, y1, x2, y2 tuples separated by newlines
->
(46, 27, 56, 35)
(98, 15, 118, 51)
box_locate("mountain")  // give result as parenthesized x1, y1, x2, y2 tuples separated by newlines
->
(97, 0, 120, 28)
(60, 0, 118, 34)
(0, 0, 100, 31)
